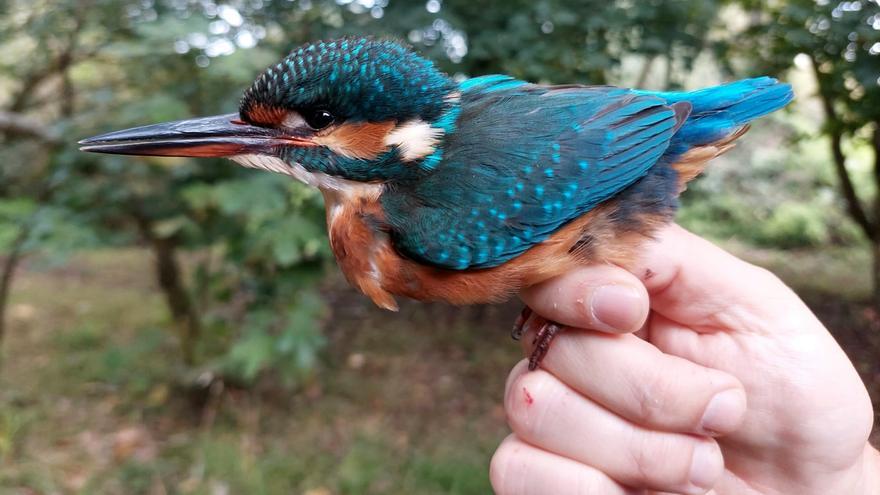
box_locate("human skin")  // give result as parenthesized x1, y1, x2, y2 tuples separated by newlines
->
(489, 224, 880, 495)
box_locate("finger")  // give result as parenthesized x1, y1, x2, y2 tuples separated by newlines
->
(490, 434, 638, 495)
(520, 264, 649, 333)
(646, 313, 713, 364)
(632, 224, 813, 334)
(504, 359, 532, 403)
(505, 368, 724, 494)
(518, 325, 746, 436)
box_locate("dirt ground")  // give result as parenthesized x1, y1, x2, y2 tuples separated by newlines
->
(0, 244, 878, 493)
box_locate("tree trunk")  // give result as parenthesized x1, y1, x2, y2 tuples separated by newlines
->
(662, 55, 673, 91)
(811, 60, 876, 243)
(0, 230, 29, 355)
(131, 209, 201, 365)
(810, 59, 880, 303)
(635, 55, 656, 88)
(151, 236, 201, 365)
(0, 9, 82, 365)
(0, 161, 61, 361)
(873, 240, 880, 310)
(828, 126, 875, 241)
(873, 124, 880, 307)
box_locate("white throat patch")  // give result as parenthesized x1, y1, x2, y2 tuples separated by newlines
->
(230, 154, 383, 197)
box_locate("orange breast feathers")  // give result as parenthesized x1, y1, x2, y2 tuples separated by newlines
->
(322, 132, 744, 310)
(322, 190, 665, 311)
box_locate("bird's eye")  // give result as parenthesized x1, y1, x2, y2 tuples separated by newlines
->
(302, 108, 335, 130)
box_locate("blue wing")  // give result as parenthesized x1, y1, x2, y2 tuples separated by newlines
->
(381, 76, 682, 269)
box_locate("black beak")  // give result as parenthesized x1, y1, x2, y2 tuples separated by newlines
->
(78, 113, 315, 157)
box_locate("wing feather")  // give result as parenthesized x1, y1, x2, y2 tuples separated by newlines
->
(381, 78, 679, 269)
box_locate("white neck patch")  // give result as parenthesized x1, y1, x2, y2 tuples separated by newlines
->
(230, 154, 383, 197)
(384, 119, 444, 161)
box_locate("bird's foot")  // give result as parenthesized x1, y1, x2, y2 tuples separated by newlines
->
(511, 305, 564, 371)
(528, 320, 562, 371)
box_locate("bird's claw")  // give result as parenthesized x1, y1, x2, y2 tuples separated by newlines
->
(511, 306, 533, 341)
(512, 305, 564, 371)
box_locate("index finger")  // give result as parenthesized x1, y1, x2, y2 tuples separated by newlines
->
(520, 264, 649, 334)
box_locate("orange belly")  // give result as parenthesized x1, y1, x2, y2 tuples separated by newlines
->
(323, 190, 665, 310)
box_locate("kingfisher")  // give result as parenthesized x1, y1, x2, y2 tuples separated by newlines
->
(80, 37, 793, 370)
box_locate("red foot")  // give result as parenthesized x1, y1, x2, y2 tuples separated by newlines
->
(511, 305, 564, 371)
(528, 320, 562, 371)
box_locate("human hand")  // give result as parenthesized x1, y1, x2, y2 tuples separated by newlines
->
(490, 224, 879, 494)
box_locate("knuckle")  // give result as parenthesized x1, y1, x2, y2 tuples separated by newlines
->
(630, 370, 674, 426)
(748, 264, 782, 287)
(624, 432, 692, 488)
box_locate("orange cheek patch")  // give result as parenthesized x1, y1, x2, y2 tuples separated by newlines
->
(313, 121, 395, 160)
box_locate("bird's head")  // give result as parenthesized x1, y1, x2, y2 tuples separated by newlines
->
(80, 37, 459, 187)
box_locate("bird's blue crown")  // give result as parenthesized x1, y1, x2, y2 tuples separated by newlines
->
(240, 37, 455, 126)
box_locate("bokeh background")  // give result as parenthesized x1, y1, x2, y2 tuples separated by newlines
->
(1, 0, 879, 493)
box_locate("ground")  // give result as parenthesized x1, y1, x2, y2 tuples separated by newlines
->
(0, 242, 878, 494)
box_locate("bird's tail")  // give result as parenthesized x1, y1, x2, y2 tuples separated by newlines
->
(634, 77, 793, 191)
(635, 76, 794, 150)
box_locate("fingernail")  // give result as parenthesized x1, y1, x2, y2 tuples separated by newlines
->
(701, 389, 747, 435)
(590, 285, 644, 332)
(687, 441, 722, 492)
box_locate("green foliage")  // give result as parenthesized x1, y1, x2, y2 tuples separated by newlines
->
(731, 0, 880, 131)
(759, 201, 830, 248)
(335, 437, 494, 494)
(223, 297, 327, 384)
(1, 0, 341, 385)
(0, 199, 36, 250)
(1, 0, 873, 395)
(178, 172, 330, 384)
(337, 437, 389, 494)
(403, 453, 492, 494)
(680, 125, 866, 249)
(726, 0, 880, 280)
(0, 409, 31, 462)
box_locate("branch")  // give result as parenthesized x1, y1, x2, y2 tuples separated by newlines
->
(0, 228, 29, 352)
(9, 10, 86, 113)
(873, 123, 880, 241)
(0, 152, 62, 357)
(635, 55, 656, 88)
(0, 111, 61, 144)
(810, 59, 876, 241)
(129, 201, 202, 365)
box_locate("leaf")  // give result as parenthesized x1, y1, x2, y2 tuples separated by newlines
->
(153, 216, 189, 238)
(225, 329, 275, 383)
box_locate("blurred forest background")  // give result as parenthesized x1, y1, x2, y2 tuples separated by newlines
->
(0, 0, 879, 493)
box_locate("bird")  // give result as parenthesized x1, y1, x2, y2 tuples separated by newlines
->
(79, 37, 793, 370)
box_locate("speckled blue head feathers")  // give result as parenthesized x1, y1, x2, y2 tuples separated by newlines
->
(228, 38, 460, 182)
(240, 37, 456, 126)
